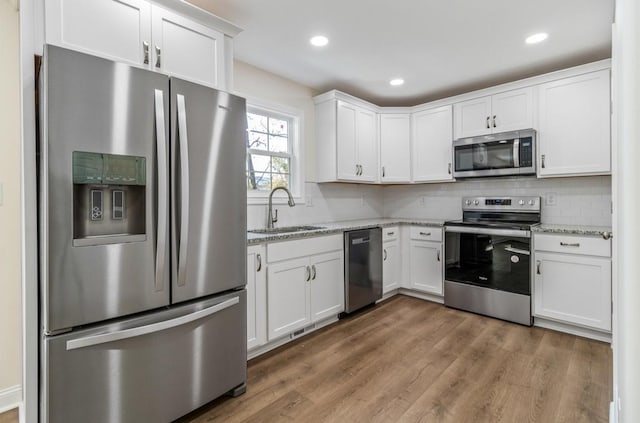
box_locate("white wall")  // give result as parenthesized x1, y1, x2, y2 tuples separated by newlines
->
(612, 0, 640, 421)
(0, 0, 23, 409)
(234, 60, 386, 229)
(383, 176, 612, 226)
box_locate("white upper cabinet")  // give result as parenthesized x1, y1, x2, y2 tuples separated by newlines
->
(379, 114, 411, 183)
(45, 0, 236, 90)
(151, 5, 225, 88)
(537, 69, 611, 177)
(45, 0, 152, 66)
(411, 105, 454, 182)
(316, 95, 379, 183)
(453, 87, 534, 139)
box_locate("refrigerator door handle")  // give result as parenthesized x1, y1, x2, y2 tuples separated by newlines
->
(176, 94, 190, 287)
(154, 89, 168, 292)
(66, 296, 239, 351)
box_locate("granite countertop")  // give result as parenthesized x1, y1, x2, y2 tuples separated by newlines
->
(531, 224, 613, 238)
(247, 218, 446, 244)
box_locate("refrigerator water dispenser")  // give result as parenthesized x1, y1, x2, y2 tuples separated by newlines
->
(72, 151, 147, 246)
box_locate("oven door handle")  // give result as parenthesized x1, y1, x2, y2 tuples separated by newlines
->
(504, 246, 530, 256)
(445, 225, 531, 238)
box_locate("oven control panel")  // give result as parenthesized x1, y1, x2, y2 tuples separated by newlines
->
(462, 196, 540, 212)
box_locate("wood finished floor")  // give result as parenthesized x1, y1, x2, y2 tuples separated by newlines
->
(179, 295, 612, 423)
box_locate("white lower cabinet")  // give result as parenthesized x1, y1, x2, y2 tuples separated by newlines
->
(408, 227, 443, 295)
(267, 257, 312, 341)
(310, 251, 344, 321)
(247, 245, 266, 351)
(266, 235, 344, 341)
(383, 240, 400, 293)
(383, 226, 400, 293)
(533, 234, 612, 331)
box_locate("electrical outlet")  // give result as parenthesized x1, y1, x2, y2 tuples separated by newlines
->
(305, 195, 313, 207)
(419, 196, 426, 207)
(545, 192, 557, 206)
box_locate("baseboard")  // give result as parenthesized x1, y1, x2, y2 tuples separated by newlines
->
(0, 385, 21, 414)
(398, 288, 444, 304)
(534, 317, 612, 343)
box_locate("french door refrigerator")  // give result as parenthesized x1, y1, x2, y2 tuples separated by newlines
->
(38, 45, 248, 423)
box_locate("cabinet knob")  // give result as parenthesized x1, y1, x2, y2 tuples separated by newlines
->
(437, 250, 441, 262)
(311, 264, 317, 280)
(536, 260, 541, 275)
(256, 253, 262, 272)
(492, 115, 497, 128)
(305, 266, 311, 281)
(486, 116, 490, 129)
(541, 154, 546, 169)
(382, 166, 385, 178)
(383, 249, 387, 261)
(448, 163, 452, 175)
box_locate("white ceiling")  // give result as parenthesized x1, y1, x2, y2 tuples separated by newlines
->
(187, 0, 613, 106)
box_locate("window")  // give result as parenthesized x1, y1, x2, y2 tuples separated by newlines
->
(246, 103, 301, 201)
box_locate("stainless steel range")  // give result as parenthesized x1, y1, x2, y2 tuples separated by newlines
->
(444, 196, 541, 326)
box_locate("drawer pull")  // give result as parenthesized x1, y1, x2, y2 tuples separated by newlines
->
(602, 232, 611, 240)
(419, 232, 432, 236)
(256, 253, 262, 272)
(536, 260, 541, 275)
(560, 242, 580, 247)
(437, 250, 441, 262)
(383, 249, 387, 261)
(387, 231, 395, 236)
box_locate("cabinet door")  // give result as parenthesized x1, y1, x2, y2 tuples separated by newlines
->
(411, 105, 454, 182)
(538, 69, 611, 176)
(409, 240, 443, 295)
(453, 96, 492, 139)
(267, 257, 311, 341)
(491, 87, 534, 133)
(247, 245, 266, 351)
(357, 108, 379, 182)
(336, 101, 359, 180)
(151, 5, 225, 88)
(380, 114, 411, 182)
(383, 240, 399, 293)
(310, 251, 344, 321)
(534, 252, 611, 331)
(45, 0, 152, 66)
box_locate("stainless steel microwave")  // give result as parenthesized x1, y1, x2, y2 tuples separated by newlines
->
(452, 129, 536, 178)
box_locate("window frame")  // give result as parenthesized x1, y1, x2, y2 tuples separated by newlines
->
(244, 97, 304, 205)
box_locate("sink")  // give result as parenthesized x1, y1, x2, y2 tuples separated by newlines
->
(248, 225, 326, 235)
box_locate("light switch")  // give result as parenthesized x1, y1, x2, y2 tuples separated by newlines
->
(545, 192, 557, 206)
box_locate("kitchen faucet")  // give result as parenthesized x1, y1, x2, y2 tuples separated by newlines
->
(267, 187, 295, 229)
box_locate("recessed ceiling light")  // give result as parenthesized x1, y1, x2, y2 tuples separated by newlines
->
(310, 35, 329, 47)
(525, 33, 548, 44)
(389, 78, 404, 86)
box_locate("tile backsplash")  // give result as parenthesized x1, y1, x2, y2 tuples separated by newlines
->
(247, 176, 612, 229)
(383, 175, 612, 226)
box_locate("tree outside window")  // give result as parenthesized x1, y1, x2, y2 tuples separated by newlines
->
(246, 107, 293, 192)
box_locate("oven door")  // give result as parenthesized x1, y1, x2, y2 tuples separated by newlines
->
(444, 226, 531, 295)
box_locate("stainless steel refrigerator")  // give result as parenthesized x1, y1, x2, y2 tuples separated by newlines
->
(38, 45, 248, 423)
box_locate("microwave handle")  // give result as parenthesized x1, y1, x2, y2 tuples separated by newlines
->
(513, 139, 520, 168)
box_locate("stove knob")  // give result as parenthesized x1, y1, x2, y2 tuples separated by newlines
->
(519, 200, 525, 206)
(465, 200, 472, 206)
(528, 200, 535, 206)
(473, 200, 480, 206)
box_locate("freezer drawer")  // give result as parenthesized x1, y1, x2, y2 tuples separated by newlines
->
(41, 290, 247, 423)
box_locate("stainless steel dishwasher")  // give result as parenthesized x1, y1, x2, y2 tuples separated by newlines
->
(343, 227, 383, 315)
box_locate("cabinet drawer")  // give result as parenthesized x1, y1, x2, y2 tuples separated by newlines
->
(267, 234, 343, 263)
(534, 233, 611, 257)
(409, 226, 443, 242)
(382, 226, 399, 241)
